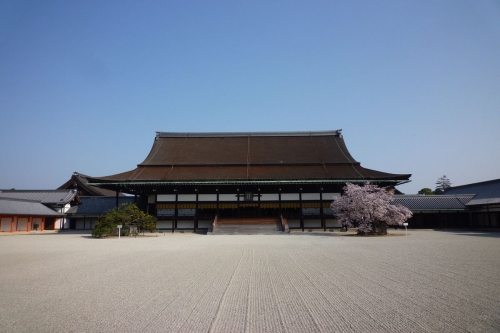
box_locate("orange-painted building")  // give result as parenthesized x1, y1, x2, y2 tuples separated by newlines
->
(0, 197, 64, 232)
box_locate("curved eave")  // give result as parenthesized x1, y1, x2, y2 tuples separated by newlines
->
(88, 179, 411, 187)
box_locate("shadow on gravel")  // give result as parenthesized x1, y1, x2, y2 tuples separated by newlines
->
(1, 231, 92, 237)
(289, 232, 342, 237)
(434, 229, 500, 238)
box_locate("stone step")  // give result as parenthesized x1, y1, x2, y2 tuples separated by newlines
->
(210, 223, 283, 235)
(217, 218, 279, 224)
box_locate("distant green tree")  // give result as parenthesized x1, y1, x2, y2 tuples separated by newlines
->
(92, 203, 156, 238)
(434, 175, 452, 194)
(418, 188, 434, 195)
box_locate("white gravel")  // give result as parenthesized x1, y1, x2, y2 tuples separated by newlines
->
(0, 230, 499, 332)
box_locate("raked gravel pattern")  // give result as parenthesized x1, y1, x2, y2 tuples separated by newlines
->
(0, 230, 499, 332)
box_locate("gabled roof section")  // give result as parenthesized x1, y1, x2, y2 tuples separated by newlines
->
(0, 190, 78, 205)
(392, 195, 474, 211)
(58, 172, 122, 196)
(0, 198, 64, 216)
(444, 179, 500, 206)
(88, 130, 411, 184)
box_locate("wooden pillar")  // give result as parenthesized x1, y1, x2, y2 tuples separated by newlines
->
(41, 217, 45, 231)
(278, 190, 282, 218)
(27, 216, 31, 232)
(10, 216, 14, 232)
(194, 192, 198, 233)
(237, 190, 240, 218)
(300, 190, 304, 232)
(216, 191, 219, 217)
(258, 190, 261, 218)
(173, 192, 178, 233)
(320, 191, 325, 231)
(487, 206, 492, 227)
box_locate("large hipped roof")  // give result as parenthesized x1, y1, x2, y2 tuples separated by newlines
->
(89, 130, 411, 184)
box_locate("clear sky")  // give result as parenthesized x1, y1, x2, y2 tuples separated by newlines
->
(1, 1, 499, 194)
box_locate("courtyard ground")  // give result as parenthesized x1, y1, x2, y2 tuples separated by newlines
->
(0, 230, 499, 332)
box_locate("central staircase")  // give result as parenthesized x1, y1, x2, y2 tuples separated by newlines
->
(210, 218, 285, 235)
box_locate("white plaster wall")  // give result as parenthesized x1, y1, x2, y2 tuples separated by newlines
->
(302, 193, 320, 200)
(31, 217, 42, 230)
(17, 218, 28, 231)
(157, 194, 175, 202)
(178, 194, 196, 202)
(198, 194, 217, 201)
(322, 193, 340, 200)
(219, 194, 238, 201)
(177, 221, 194, 229)
(260, 194, 279, 201)
(157, 221, 173, 229)
(304, 219, 321, 228)
(1, 217, 11, 231)
(288, 219, 300, 228)
(325, 219, 342, 228)
(282, 193, 299, 201)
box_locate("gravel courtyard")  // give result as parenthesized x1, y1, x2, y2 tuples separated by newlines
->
(1, 230, 499, 333)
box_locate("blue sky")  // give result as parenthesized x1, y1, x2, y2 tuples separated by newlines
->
(1, 1, 499, 194)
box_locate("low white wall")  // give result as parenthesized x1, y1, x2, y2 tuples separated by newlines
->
(325, 219, 341, 228)
(17, 218, 28, 231)
(177, 221, 194, 229)
(1, 217, 11, 231)
(288, 219, 300, 228)
(31, 218, 42, 230)
(304, 219, 321, 228)
(157, 221, 173, 229)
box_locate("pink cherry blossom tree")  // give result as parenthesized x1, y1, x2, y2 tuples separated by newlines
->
(331, 183, 412, 235)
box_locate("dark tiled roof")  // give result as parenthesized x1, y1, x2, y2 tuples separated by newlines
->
(58, 172, 122, 196)
(89, 131, 411, 183)
(0, 190, 78, 205)
(391, 195, 474, 211)
(65, 196, 138, 216)
(444, 179, 500, 206)
(0, 198, 64, 216)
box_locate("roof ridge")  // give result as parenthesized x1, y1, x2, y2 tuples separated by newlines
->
(156, 130, 342, 138)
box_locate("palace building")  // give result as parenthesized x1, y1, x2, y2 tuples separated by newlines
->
(87, 130, 411, 232)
